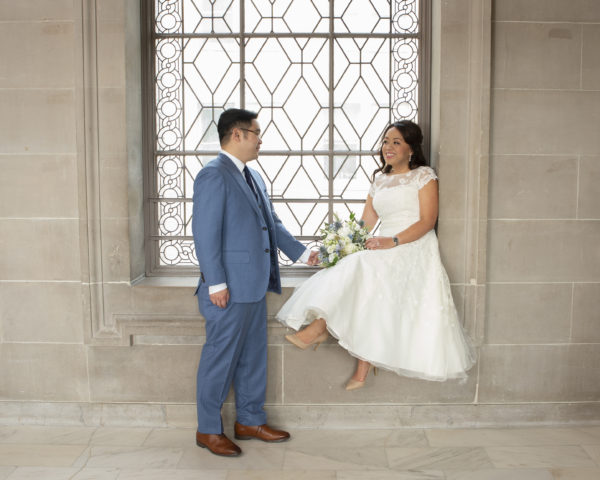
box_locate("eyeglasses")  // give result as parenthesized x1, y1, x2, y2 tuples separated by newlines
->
(239, 128, 262, 139)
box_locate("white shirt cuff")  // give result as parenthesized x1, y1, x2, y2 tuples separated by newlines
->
(208, 283, 227, 294)
(298, 247, 311, 264)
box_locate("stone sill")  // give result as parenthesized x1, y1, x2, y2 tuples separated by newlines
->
(132, 270, 319, 289)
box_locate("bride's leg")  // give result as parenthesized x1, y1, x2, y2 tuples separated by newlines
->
(350, 359, 372, 382)
(345, 359, 376, 391)
(295, 318, 327, 344)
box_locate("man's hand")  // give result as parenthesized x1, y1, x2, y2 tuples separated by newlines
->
(209, 288, 230, 309)
(307, 250, 320, 266)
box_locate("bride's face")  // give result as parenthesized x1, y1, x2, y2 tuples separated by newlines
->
(381, 127, 413, 172)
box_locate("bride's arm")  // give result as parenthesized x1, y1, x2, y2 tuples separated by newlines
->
(360, 195, 379, 232)
(393, 179, 438, 245)
(365, 179, 438, 249)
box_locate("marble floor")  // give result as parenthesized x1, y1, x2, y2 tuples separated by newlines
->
(0, 424, 599, 479)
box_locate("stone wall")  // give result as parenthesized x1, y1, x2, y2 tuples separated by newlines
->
(484, 0, 600, 404)
(0, 0, 598, 428)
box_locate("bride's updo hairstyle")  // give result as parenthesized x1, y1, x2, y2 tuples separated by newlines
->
(372, 120, 428, 180)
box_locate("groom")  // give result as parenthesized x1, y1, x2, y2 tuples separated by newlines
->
(192, 108, 318, 456)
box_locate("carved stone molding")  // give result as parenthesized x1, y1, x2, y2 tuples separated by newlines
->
(76, 0, 118, 342)
(462, 0, 491, 346)
(436, 0, 491, 346)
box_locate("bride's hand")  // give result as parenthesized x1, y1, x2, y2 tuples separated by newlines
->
(365, 236, 395, 250)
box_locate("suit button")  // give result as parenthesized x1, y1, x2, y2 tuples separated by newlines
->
(265, 248, 270, 253)
(262, 227, 267, 231)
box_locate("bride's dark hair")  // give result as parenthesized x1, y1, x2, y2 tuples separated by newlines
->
(371, 120, 428, 180)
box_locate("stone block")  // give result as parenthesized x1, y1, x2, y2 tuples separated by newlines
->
(0, 1, 74, 21)
(0, 219, 80, 281)
(0, 282, 84, 343)
(438, 155, 467, 221)
(88, 345, 199, 403)
(0, 155, 78, 218)
(440, 20, 470, 90)
(572, 283, 600, 343)
(491, 90, 600, 156)
(488, 220, 600, 282)
(0, 22, 74, 88)
(130, 286, 199, 316)
(583, 25, 600, 90)
(437, 219, 467, 284)
(493, 23, 581, 89)
(0, 90, 76, 155)
(478, 344, 600, 402)
(0, 344, 88, 401)
(489, 156, 577, 219)
(578, 156, 600, 219)
(439, 92, 468, 157)
(493, 0, 600, 22)
(486, 283, 572, 344)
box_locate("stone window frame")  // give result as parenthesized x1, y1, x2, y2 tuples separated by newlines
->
(76, 0, 490, 346)
(140, 0, 433, 277)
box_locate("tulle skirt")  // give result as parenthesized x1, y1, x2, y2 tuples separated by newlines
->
(277, 231, 476, 381)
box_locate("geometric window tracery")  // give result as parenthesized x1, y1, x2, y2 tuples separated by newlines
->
(149, 0, 427, 269)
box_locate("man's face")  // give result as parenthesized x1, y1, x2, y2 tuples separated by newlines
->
(236, 119, 262, 162)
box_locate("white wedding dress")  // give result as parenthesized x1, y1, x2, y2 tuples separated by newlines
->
(277, 166, 475, 381)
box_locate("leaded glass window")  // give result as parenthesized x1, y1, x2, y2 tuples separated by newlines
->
(143, 0, 430, 274)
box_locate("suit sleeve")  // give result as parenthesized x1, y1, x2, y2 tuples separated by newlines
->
(270, 200, 306, 262)
(192, 167, 227, 286)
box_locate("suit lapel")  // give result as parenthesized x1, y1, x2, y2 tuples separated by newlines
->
(217, 154, 262, 219)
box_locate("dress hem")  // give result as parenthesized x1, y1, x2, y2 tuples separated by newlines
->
(277, 309, 476, 383)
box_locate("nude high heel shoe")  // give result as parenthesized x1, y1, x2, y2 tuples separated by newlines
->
(285, 331, 329, 351)
(345, 365, 378, 391)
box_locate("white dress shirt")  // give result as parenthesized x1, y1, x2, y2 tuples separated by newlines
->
(208, 150, 311, 294)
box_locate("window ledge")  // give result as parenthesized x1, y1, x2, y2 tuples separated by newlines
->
(132, 271, 317, 289)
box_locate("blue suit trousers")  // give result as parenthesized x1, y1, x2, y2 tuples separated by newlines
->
(196, 285, 268, 433)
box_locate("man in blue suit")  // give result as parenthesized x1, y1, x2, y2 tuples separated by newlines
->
(192, 108, 318, 457)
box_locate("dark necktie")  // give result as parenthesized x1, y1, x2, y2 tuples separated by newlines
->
(243, 166, 258, 199)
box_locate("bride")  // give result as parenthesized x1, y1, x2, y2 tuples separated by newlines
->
(277, 120, 475, 390)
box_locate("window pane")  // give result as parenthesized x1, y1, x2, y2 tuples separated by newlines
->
(149, 0, 427, 270)
(246, 0, 329, 33)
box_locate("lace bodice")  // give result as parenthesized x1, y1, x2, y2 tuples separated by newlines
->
(369, 166, 437, 196)
(369, 166, 437, 236)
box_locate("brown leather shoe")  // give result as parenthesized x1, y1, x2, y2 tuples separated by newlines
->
(234, 421, 290, 443)
(196, 432, 241, 457)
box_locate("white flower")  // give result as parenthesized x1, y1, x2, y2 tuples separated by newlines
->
(339, 225, 351, 237)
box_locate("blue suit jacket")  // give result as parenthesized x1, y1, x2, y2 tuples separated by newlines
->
(192, 154, 306, 303)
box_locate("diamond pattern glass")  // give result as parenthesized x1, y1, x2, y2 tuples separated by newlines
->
(150, 0, 426, 269)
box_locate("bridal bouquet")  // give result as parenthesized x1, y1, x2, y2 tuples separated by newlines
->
(318, 212, 370, 267)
